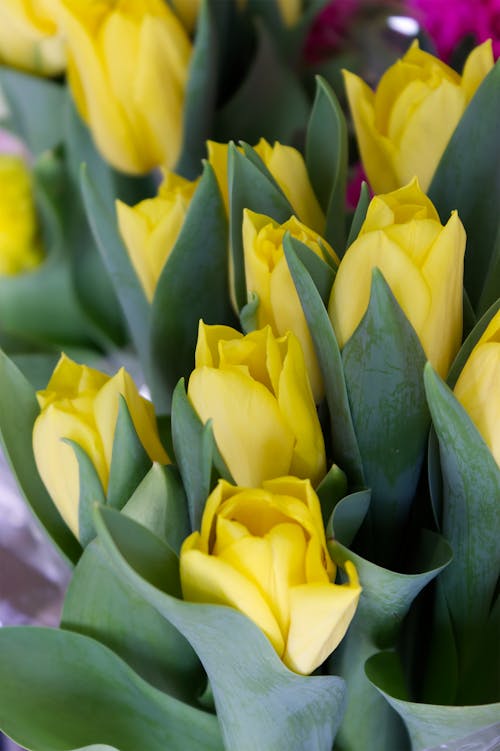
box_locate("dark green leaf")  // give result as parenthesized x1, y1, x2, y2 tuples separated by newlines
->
(346, 182, 370, 249)
(0, 350, 80, 563)
(0, 626, 222, 751)
(107, 396, 152, 510)
(284, 233, 335, 305)
(447, 298, 500, 388)
(327, 489, 371, 548)
(316, 463, 348, 524)
(149, 162, 234, 413)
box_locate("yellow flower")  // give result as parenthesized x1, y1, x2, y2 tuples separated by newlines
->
(170, 0, 199, 33)
(180, 476, 361, 675)
(33, 355, 168, 539)
(54, 0, 192, 174)
(207, 138, 325, 233)
(0, 154, 43, 275)
(188, 323, 326, 487)
(328, 178, 465, 377)
(454, 309, 500, 467)
(0, 0, 65, 76)
(116, 170, 198, 302)
(243, 210, 338, 401)
(343, 40, 494, 193)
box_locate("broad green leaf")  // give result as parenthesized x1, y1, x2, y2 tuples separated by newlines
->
(62, 539, 203, 701)
(66, 439, 106, 548)
(316, 463, 348, 524)
(0, 350, 80, 563)
(0, 67, 64, 153)
(149, 162, 234, 413)
(94, 506, 347, 751)
(366, 651, 500, 751)
(229, 142, 293, 310)
(342, 270, 429, 562)
(346, 182, 370, 249)
(0, 626, 222, 751)
(306, 76, 347, 250)
(283, 237, 364, 487)
(176, 0, 217, 179)
(328, 533, 452, 751)
(107, 396, 152, 510)
(122, 463, 190, 555)
(80, 165, 151, 377)
(429, 61, 500, 314)
(423, 364, 500, 703)
(284, 234, 335, 305)
(327, 489, 371, 548)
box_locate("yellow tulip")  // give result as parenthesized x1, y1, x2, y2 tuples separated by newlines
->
(343, 40, 494, 193)
(206, 138, 325, 233)
(0, 0, 65, 76)
(243, 210, 338, 401)
(328, 178, 465, 377)
(180, 476, 361, 674)
(33, 355, 168, 539)
(0, 154, 43, 275)
(116, 170, 198, 302)
(170, 0, 200, 33)
(454, 309, 500, 467)
(54, 0, 192, 174)
(188, 322, 326, 488)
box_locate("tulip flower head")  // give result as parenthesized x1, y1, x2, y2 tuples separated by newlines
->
(33, 355, 168, 539)
(180, 477, 361, 675)
(454, 308, 500, 467)
(188, 322, 326, 488)
(116, 170, 198, 302)
(0, 154, 43, 275)
(243, 210, 338, 400)
(343, 40, 494, 193)
(328, 178, 466, 377)
(0, 0, 65, 76)
(55, 0, 192, 174)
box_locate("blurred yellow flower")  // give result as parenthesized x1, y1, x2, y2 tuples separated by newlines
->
(243, 210, 338, 401)
(344, 40, 494, 193)
(454, 308, 500, 467)
(0, 0, 65, 76)
(55, 0, 192, 174)
(180, 476, 361, 675)
(33, 355, 168, 539)
(328, 178, 465, 377)
(116, 170, 198, 302)
(188, 322, 326, 487)
(0, 154, 43, 275)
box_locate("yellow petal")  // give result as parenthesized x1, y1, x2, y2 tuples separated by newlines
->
(116, 198, 156, 301)
(242, 209, 279, 332)
(206, 141, 231, 215)
(195, 321, 244, 367)
(461, 40, 494, 103)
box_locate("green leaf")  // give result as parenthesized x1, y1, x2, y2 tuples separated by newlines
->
(327, 489, 371, 548)
(122, 463, 190, 555)
(62, 539, 203, 702)
(106, 396, 152, 510)
(316, 463, 348, 524)
(284, 233, 335, 305)
(80, 165, 151, 375)
(94, 506, 347, 751)
(0, 626, 222, 751)
(149, 162, 234, 413)
(423, 364, 500, 702)
(366, 651, 500, 751)
(429, 61, 500, 314)
(240, 291, 260, 333)
(0, 350, 80, 563)
(447, 298, 500, 388)
(477, 222, 500, 314)
(0, 67, 65, 154)
(346, 182, 370, 249)
(65, 439, 106, 548)
(342, 270, 429, 561)
(283, 237, 364, 487)
(328, 532, 452, 751)
(228, 141, 293, 310)
(176, 0, 217, 179)
(306, 76, 347, 251)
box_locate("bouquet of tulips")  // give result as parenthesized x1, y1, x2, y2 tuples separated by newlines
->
(0, 2, 499, 750)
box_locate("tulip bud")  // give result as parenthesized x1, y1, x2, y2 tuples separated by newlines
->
(55, 0, 192, 174)
(343, 40, 494, 193)
(454, 309, 500, 467)
(0, 0, 65, 76)
(180, 476, 361, 675)
(33, 355, 168, 539)
(242, 210, 338, 401)
(0, 154, 43, 275)
(188, 322, 326, 488)
(207, 138, 325, 233)
(116, 170, 198, 302)
(328, 178, 465, 377)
